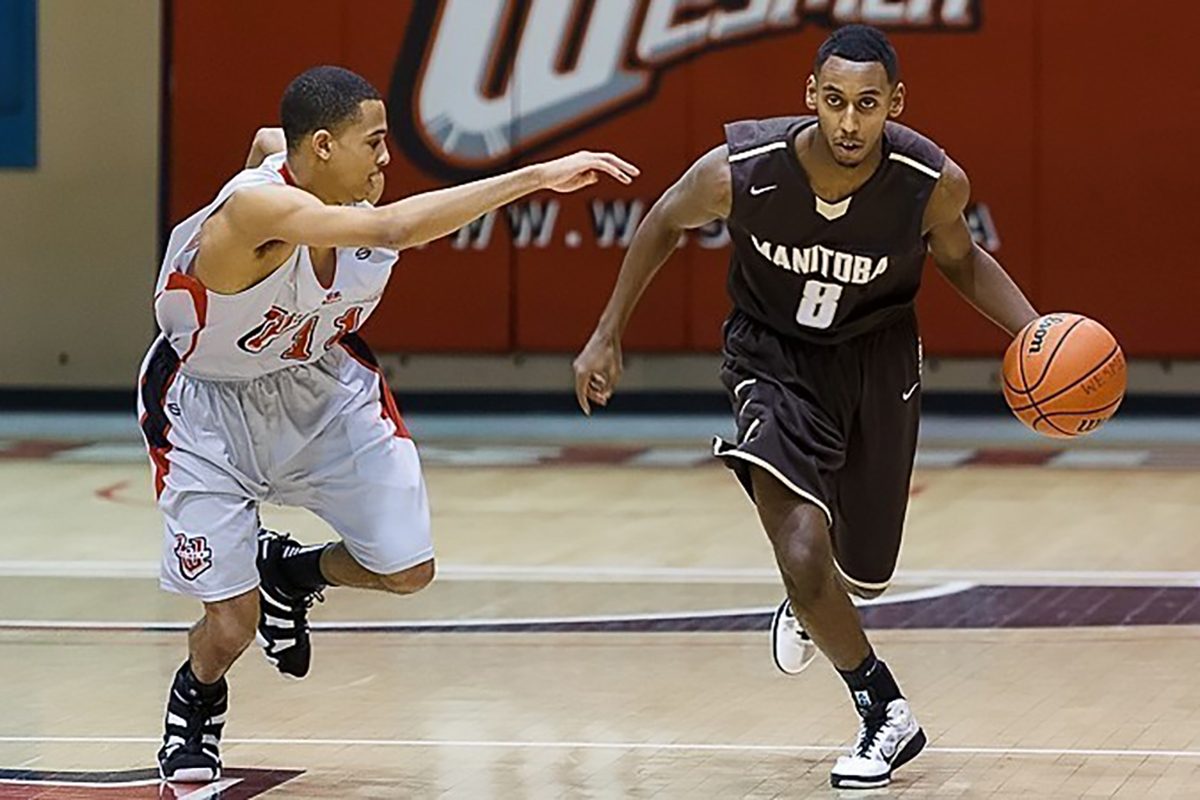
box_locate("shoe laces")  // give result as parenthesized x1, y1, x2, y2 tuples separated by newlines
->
(781, 604, 803, 635)
(851, 707, 890, 759)
(271, 531, 325, 615)
(286, 588, 324, 631)
(303, 588, 325, 611)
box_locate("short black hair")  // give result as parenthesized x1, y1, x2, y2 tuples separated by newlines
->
(280, 66, 381, 150)
(814, 25, 899, 84)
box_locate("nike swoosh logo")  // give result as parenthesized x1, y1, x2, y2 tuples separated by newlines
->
(902, 382, 920, 401)
(749, 184, 778, 196)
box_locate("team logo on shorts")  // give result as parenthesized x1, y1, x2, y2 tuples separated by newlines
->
(174, 533, 213, 581)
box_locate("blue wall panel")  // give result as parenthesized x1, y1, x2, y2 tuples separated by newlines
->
(0, 0, 37, 167)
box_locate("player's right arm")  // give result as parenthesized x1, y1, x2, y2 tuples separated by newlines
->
(572, 145, 732, 415)
(225, 150, 639, 252)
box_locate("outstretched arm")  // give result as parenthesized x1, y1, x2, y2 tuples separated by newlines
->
(226, 150, 639, 253)
(925, 157, 1038, 336)
(572, 145, 732, 414)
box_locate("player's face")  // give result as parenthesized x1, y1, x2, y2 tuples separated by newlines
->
(806, 58, 904, 168)
(329, 100, 391, 202)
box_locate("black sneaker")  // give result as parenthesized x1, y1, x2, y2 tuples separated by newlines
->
(157, 663, 226, 783)
(255, 529, 323, 679)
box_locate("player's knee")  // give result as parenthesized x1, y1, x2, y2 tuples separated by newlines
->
(775, 528, 833, 604)
(378, 558, 435, 595)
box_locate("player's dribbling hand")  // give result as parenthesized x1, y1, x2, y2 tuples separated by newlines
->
(572, 333, 623, 416)
(538, 151, 640, 193)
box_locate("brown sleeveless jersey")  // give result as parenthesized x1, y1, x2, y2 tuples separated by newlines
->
(723, 116, 945, 343)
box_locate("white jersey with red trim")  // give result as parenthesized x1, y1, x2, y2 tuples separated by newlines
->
(152, 152, 399, 381)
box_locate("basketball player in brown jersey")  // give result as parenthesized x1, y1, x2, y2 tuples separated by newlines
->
(573, 25, 1039, 789)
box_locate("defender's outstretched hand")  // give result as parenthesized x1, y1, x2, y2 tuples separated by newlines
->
(538, 151, 640, 193)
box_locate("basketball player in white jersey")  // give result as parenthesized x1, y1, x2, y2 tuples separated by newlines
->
(141, 65, 638, 783)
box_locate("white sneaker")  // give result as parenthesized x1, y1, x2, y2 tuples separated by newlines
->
(830, 698, 926, 789)
(771, 599, 816, 675)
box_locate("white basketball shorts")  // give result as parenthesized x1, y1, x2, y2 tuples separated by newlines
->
(137, 333, 432, 602)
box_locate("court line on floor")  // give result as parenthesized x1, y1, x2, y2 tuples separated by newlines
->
(0, 775, 239, 793)
(2, 735, 1199, 760)
(3, 560, 1200, 586)
(0, 583, 973, 632)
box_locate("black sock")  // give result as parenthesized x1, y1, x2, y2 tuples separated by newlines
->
(837, 651, 902, 716)
(178, 661, 226, 701)
(278, 542, 331, 594)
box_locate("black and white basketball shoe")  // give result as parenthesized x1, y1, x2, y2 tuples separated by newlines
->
(255, 529, 324, 679)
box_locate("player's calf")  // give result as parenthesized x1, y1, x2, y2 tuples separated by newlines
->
(191, 593, 258, 678)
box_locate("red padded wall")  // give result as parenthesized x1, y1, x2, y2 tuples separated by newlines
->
(168, 0, 1199, 356)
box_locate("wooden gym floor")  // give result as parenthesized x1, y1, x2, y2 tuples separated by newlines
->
(2, 422, 1199, 798)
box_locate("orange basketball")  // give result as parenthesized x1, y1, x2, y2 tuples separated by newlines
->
(1002, 313, 1127, 439)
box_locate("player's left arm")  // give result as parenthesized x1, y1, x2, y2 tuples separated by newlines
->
(925, 156, 1039, 336)
(245, 127, 286, 169)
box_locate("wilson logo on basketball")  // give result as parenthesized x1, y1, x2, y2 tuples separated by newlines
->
(174, 533, 214, 581)
(391, 0, 981, 178)
(1026, 315, 1064, 355)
